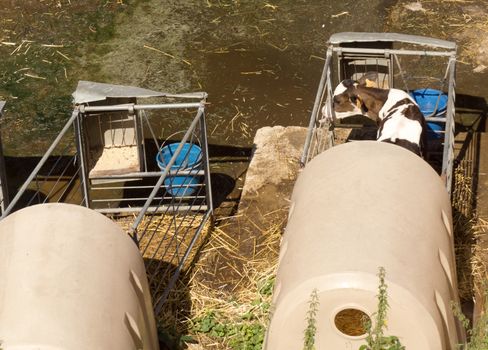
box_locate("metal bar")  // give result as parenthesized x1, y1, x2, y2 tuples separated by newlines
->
(89, 169, 204, 180)
(75, 109, 90, 208)
(442, 56, 456, 196)
(91, 195, 205, 202)
(199, 108, 213, 214)
(144, 193, 202, 262)
(95, 205, 207, 214)
(1, 110, 79, 218)
(55, 171, 80, 204)
(139, 200, 176, 253)
(39, 156, 77, 203)
(325, 66, 335, 150)
(80, 103, 201, 113)
(425, 117, 448, 122)
(334, 47, 454, 57)
(128, 105, 205, 237)
(134, 109, 145, 173)
(91, 184, 204, 191)
(301, 48, 333, 166)
(154, 210, 211, 313)
(149, 196, 207, 295)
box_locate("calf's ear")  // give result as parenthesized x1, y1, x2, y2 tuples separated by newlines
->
(351, 95, 368, 113)
(357, 72, 379, 88)
(349, 94, 368, 113)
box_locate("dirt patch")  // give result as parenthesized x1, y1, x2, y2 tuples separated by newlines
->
(386, 0, 488, 70)
(0, 0, 131, 154)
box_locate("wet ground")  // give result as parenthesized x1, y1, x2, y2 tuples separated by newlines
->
(1, 0, 487, 156)
(0, 0, 393, 152)
(0, 0, 398, 217)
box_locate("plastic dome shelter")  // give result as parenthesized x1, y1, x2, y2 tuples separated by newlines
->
(0, 203, 160, 350)
(264, 141, 465, 349)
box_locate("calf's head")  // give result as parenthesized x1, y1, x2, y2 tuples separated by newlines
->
(323, 73, 385, 123)
(331, 79, 367, 119)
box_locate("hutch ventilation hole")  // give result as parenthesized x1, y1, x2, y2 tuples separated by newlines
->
(334, 308, 369, 337)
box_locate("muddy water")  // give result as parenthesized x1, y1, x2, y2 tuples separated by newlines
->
(0, 0, 392, 155)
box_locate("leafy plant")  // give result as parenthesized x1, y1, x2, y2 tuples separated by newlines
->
(303, 288, 320, 350)
(158, 326, 197, 350)
(192, 310, 265, 350)
(359, 267, 405, 350)
(190, 275, 274, 349)
(452, 284, 488, 349)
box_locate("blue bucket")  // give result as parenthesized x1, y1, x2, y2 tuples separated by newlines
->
(426, 122, 444, 140)
(163, 175, 200, 197)
(156, 142, 202, 196)
(410, 88, 448, 117)
(410, 88, 447, 140)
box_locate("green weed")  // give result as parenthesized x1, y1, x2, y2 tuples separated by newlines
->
(191, 275, 274, 349)
(192, 310, 265, 350)
(452, 285, 488, 349)
(303, 288, 320, 350)
(359, 267, 405, 350)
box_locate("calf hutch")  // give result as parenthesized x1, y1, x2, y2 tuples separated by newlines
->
(265, 33, 464, 349)
(0, 82, 214, 346)
(265, 141, 464, 349)
(0, 204, 159, 350)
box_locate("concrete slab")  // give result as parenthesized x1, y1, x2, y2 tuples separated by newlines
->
(210, 126, 308, 289)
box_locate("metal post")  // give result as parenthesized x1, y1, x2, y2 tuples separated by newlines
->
(300, 48, 333, 166)
(0, 102, 8, 214)
(134, 109, 146, 172)
(199, 105, 214, 214)
(442, 56, 457, 197)
(74, 109, 91, 208)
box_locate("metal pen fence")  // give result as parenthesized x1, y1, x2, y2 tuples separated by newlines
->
(301, 33, 457, 196)
(0, 83, 213, 317)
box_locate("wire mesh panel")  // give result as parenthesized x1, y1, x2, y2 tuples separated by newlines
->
(1, 110, 87, 218)
(302, 33, 457, 195)
(116, 103, 213, 318)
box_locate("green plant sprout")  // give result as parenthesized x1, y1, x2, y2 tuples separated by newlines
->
(359, 267, 405, 350)
(303, 288, 320, 350)
(452, 284, 488, 350)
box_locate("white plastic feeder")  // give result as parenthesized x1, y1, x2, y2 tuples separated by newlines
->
(0, 203, 159, 350)
(264, 141, 465, 349)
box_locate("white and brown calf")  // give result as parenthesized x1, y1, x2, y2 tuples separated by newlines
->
(324, 78, 427, 157)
